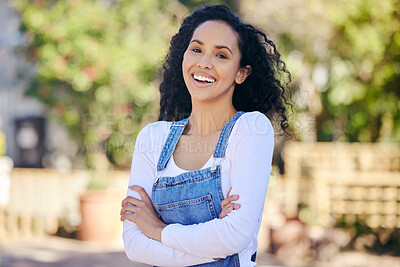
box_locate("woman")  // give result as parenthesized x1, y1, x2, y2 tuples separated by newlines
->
(120, 5, 290, 267)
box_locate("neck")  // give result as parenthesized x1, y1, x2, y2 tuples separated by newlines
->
(186, 102, 237, 136)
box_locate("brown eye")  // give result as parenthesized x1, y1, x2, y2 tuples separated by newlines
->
(217, 54, 227, 59)
(192, 48, 201, 53)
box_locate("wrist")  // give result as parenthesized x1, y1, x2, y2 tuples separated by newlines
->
(153, 223, 167, 242)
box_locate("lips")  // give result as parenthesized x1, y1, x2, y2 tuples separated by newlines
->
(191, 72, 216, 87)
(193, 74, 216, 83)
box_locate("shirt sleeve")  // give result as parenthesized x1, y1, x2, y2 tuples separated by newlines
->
(122, 124, 216, 266)
(161, 112, 274, 258)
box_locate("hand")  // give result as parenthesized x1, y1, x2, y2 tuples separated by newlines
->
(219, 187, 240, 219)
(120, 185, 167, 242)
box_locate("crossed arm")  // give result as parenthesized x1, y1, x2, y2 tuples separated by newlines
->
(120, 187, 239, 242)
(120, 180, 239, 265)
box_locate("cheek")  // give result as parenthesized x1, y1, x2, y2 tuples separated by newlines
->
(182, 54, 187, 71)
(220, 65, 238, 81)
(182, 53, 192, 84)
(182, 52, 193, 70)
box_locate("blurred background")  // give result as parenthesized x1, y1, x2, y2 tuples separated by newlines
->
(0, 0, 399, 266)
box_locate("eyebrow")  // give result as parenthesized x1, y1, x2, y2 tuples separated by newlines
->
(191, 39, 233, 55)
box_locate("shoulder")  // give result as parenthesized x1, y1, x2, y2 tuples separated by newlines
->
(227, 111, 275, 157)
(234, 111, 274, 136)
(135, 121, 172, 149)
(138, 120, 171, 136)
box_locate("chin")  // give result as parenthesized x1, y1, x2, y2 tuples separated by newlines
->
(189, 91, 212, 102)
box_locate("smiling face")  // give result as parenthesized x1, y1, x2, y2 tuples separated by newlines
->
(182, 20, 251, 106)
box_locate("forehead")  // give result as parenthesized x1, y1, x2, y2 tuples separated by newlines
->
(191, 20, 239, 49)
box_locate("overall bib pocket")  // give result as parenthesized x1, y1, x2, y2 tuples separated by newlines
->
(156, 194, 217, 225)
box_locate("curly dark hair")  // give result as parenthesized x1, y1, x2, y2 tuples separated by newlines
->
(158, 5, 291, 131)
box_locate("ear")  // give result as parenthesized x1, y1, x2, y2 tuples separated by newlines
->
(235, 65, 252, 84)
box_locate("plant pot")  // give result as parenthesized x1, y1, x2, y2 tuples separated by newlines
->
(78, 189, 122, 241)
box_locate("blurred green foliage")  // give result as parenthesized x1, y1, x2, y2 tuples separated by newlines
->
(12, 0, 183, 169)
(322, 0, 400, 142)
(243, 0, 400, 142)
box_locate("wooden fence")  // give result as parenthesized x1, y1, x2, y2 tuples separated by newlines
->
(282, 142, 400, 228)
(0, 168, 128, 240)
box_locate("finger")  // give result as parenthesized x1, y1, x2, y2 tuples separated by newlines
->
(219, 202, 241, 219)
(221, 197, 231, 209)
(221, 194, 239, 209)
(228, 195, 239, 201)
(120, 212, 136, 222)
(220, 198, 229, 209)
(225, 202, 241, 211)
(226, 187, 232, 198)
(129, 185, 152, 203)
(120, 204, 140, 215)
(232, 203, 241, 210)
(121, 196, 143, 207)
(219, 205, 233, 219)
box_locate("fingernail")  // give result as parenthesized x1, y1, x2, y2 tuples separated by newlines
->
(228, 206, 233, 210)
(234, 204, 240, 208)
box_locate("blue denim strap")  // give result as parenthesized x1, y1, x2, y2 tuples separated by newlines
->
(156, 117, 189, 172)
(156, 111, 244, 171)
(213, 111, 244, 158)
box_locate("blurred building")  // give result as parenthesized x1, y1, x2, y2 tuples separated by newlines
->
(0, 1, 46, 167)
(0, 1, 76, 170)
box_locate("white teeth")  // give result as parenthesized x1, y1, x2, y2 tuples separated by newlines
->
(193, 74, 215, 83)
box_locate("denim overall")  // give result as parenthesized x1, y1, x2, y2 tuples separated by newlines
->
(151, 112, 247, 267)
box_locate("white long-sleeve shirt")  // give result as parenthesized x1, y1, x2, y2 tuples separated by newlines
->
(123, 111, 274, 267)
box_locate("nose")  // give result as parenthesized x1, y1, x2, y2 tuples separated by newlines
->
(197, 53, 213, 69)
